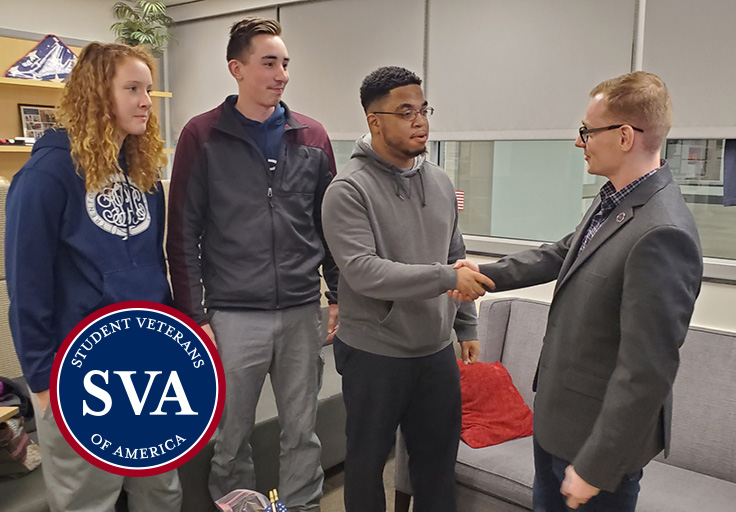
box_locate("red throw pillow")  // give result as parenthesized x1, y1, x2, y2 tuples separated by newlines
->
(458, 360, 533, 449)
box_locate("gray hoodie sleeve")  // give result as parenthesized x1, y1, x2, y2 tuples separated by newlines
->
(323, 180, 457, 301)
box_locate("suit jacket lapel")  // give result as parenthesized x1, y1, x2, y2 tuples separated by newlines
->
(556, 196, 600, 286)
(554, 164, 675, 295)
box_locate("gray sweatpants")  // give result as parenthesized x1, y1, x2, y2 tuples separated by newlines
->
(208, 302, 324, 512)
(31, 393, 182, 512)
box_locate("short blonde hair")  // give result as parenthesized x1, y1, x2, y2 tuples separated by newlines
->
(591, 71, 672, 153)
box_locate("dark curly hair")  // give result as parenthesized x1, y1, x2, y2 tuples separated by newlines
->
(227, 17, 281, 62)
(360, 66, 422, 112)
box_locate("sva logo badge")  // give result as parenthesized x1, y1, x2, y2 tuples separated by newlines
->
(50, 301, 225, 476)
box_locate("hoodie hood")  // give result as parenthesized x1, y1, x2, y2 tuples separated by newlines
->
(353, 133, 426, 176)
(354, 133, 428, 205)
(32, 128, 71, 154)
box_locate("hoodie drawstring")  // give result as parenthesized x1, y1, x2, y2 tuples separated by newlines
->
(394, 173, 404, 200)
(122, 172, 132, 241)
(418, 168, 427, 207)
(393, 168, 427, 207)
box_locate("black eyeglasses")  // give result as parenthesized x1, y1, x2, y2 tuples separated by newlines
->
(371, 107, 434, 122)
(578, 124, 644, 143)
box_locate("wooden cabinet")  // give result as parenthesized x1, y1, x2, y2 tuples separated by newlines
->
(0, 35, 172, 181)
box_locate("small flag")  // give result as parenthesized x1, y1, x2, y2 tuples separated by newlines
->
(455, 190, 465, 211)
(269, 489, 288, 512)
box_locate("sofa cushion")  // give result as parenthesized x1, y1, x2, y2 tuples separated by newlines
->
(653, 326, 736, 483)
(637, 459, 736, 512)
(456, 437, 736, 512)
(459, 361, 533, 449)
(455, 436, 534, 509)
(498, 300, 548, 410)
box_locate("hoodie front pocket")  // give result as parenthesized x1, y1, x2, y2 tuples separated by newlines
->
(94, 263, 170, 310)
(378, 301, 395, 325)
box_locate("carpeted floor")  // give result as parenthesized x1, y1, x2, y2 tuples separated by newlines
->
(321, 456, 399, 512)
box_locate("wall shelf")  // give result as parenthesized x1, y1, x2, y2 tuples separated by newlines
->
(0, 146, 32, 153)
(0, 76, 172, 97)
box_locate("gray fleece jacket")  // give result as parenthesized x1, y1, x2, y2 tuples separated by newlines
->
(322, 135, 478, 357)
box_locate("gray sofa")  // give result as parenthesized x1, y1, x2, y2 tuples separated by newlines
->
(397, 297, 736, 511)
(0, 178, 346, 512)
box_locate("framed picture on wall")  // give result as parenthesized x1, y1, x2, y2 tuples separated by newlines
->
(18, 104, 57, 140)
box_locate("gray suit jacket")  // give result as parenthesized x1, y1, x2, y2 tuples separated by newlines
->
(480, 163, 702, 492)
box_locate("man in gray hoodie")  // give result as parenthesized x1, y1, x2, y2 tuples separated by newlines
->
(322, 66, 493, 512)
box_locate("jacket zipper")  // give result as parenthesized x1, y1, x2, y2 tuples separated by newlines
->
(270, 143, 288, 308)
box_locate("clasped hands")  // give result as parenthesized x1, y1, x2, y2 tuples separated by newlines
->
(447, 259, 495, 302)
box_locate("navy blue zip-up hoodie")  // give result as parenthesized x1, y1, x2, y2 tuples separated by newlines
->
(5, 129, 170, 392)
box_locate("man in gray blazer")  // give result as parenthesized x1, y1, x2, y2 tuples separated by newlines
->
(454, 71, 702, 511)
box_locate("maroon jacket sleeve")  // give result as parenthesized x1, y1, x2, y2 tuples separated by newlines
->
(167, 118, 211, 324)
(291, 113, 339, 303)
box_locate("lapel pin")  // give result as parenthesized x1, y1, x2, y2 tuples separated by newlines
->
(616, 212, 626, 223)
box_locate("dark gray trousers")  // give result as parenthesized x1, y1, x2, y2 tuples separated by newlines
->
(334, 338, 461, 512)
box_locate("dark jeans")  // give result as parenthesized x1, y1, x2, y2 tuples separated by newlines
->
(533, 438, 642, 512)
(333, 337, 461, 512)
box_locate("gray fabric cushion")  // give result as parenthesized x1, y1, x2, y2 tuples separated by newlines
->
(499, 300, 548, 410)
(457, 481, 528, 512)
(455, 436, 534, 509)
(652, 326, 736, 483)
(638, 459, 736, 512)
(0, 466, 49, 512)
(0, 280, 22, 379)
(0, 182, 7, 281)
(477, 299, 512, 365)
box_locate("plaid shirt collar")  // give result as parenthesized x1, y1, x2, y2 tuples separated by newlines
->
(577, 166, 660, 256)
(598, 167, 659, 214)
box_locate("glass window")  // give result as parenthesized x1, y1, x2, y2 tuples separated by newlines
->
(329, 138, 736, 261)
(440, 139, 736, 261)
(666, 139, 736, 260)
(441, 140, 587, 242)
(331, 140, 355, 171)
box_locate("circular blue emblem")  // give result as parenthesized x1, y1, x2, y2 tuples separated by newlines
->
(50, 301, 225, 476)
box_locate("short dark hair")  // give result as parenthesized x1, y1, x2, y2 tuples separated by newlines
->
(360, 66, 422, 112)
(227, 17, 281, 62)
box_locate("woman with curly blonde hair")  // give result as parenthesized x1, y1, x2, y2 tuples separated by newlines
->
(6, 42, 182, 511)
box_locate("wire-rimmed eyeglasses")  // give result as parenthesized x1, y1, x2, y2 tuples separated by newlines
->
(371, 107, 435, 122)
(578, 124, 644, 143)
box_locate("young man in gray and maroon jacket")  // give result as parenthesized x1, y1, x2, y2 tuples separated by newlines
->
(167, 17, 338, 512)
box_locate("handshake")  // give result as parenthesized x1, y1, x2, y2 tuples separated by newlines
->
(447, 259, 496, 302)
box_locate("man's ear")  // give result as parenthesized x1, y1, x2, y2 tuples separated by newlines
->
(366, 113, 381, 131)
(228, 59, 242, 81)
(619, 125, 636, 152)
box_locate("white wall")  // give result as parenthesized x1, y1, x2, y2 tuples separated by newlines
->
(0, 0, 117, 43)
(168, 8, 277, 136)
(280, 0, 425, 139)
(643, 0, 736, 139)
(427, 0, 635, 140)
